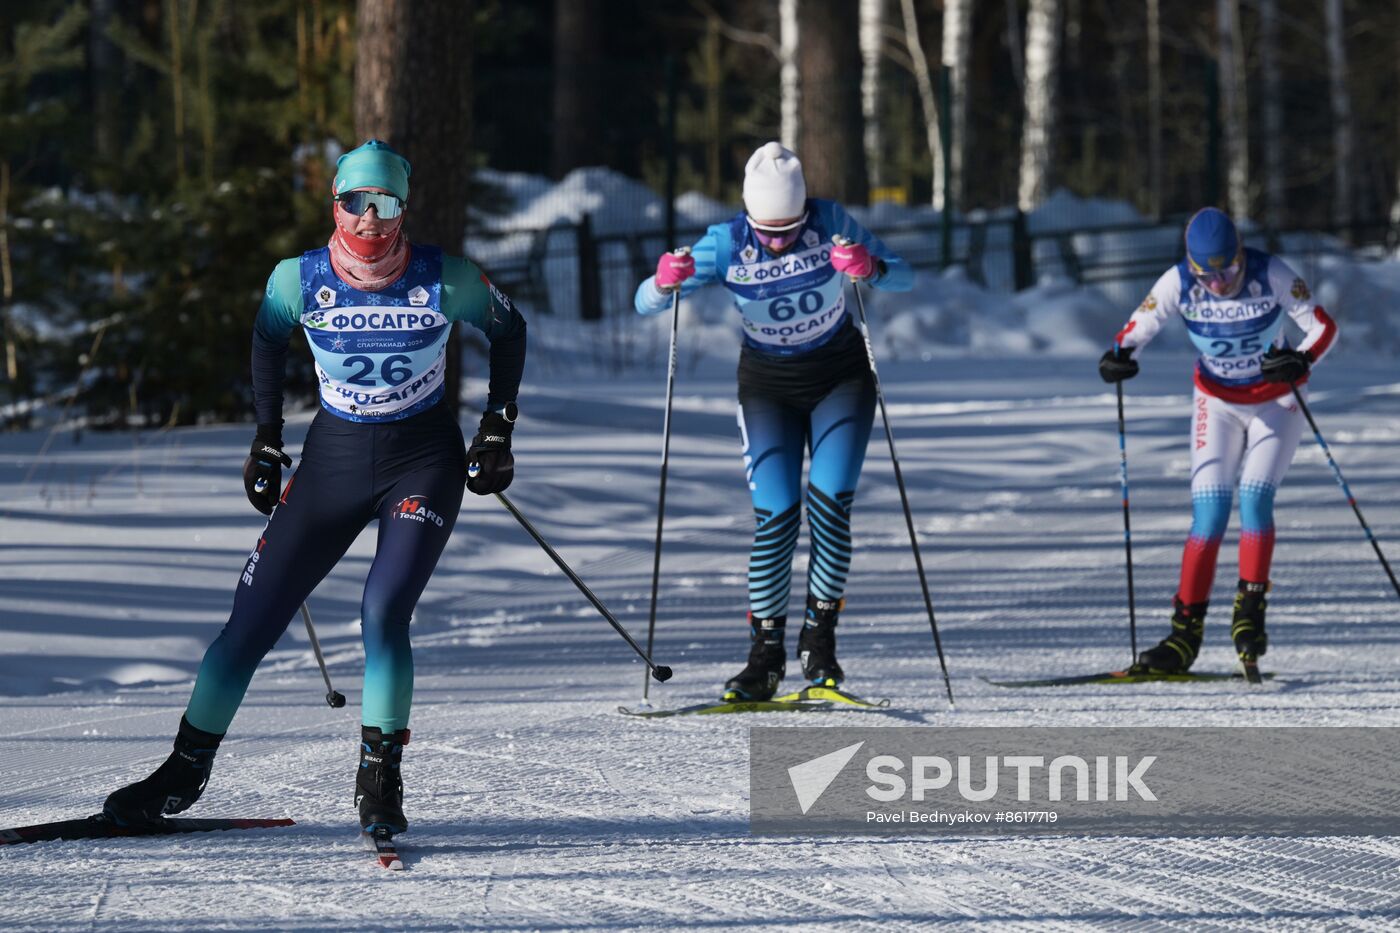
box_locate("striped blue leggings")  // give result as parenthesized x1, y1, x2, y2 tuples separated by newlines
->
(737, 376, 876, 622)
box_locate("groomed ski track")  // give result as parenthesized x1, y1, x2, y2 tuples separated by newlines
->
(3, 355, 1400, 930)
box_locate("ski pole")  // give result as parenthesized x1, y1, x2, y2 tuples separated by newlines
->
(1291, 385, 1400, 602)
(1115, 371, 1139, 660)
(641, 249, 689, 703)
(300, 603, 347, 708)
(834, 237, 954, 706)
(491, 491, 674, 682)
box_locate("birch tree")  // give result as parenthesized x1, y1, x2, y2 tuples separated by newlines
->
(860, 0, 884, 190)
(1216, 0, 1248, 217)
(1324, 0, 1353, 232)
(1018, 0, 1062, 212)
(780, 0, 799, 149)
(941, 0, 972, 211)
(898, 0, 944, 209)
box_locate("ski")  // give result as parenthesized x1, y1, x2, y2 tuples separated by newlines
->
(617, 697, 832, 718)
(362, 828, 404, 871)
(985, 669, 1276, 688)
(0, 814, 294, 846)
(773, 685, 892, 708)
(1239, 654, 1264, 685)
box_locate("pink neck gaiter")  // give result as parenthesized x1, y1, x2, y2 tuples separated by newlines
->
(327, 202, 410, 291)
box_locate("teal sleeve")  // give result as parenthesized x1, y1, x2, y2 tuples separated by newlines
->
(442, 257, 516, 337)
(253, 259, 302, 341)
(634, 225, 727, 315)
(441, 255, 527, 407)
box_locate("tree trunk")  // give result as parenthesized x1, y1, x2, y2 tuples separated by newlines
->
(780, 0, 800, 150)
(942, 0, 972, 211)
(1217, 0, 1248, 217)
(797, 0, 868, 204)
(90, 0, 122, 170)
(1018, 0, 1062, 212)
(1258, 0, 1283, 230)
(703, 14, 723, 197)
(1324, 0, 1353, 233)
(1392, 9, 1400, 240)
(859, 0, 883, 191)
(899, 0, 943, 209)
(1005, 0, 1025, 91)
(1146, 0, 1163, 219)
(551, 0, 606, 178)
(355, 0, 473, 418)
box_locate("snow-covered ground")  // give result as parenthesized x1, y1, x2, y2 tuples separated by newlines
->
(4, 334, 1400, 928)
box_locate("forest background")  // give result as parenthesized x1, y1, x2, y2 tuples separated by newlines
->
(2, 0, 1396, 426)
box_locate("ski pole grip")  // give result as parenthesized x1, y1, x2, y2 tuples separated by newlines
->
(832, 235, 852, 248)
(671, 246, 691, 257)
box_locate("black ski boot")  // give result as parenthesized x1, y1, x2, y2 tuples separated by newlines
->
(797, 595, 845, 687)
(722, 615, 786, 701)
(1135, 597, 1207, 673)
(103, 716, 223, 824)
(357, 726, 410, 837)
(1231, 580, 1269, 660)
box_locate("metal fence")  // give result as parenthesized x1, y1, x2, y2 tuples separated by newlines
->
(471, 207, 1399, 322)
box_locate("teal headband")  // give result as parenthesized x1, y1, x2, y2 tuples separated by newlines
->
(334, 139, 411, 202)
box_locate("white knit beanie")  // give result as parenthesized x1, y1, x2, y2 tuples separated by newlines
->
(742, 142, 807, 221)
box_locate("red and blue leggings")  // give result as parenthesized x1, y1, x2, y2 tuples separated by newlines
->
(1177, 387, 1305, 604)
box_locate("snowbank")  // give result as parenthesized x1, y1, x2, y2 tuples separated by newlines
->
(466, 167, 1398, 369)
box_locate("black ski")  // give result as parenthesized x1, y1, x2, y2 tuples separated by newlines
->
(985, 669, 1275, 688)
(0, 814, 294, 846)
(1238, 654, 1264, 685)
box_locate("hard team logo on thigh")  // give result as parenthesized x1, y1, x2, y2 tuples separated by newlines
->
(392, 495, 445, 527)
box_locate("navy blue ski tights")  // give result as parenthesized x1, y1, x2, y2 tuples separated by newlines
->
(185, 403, 465, 735)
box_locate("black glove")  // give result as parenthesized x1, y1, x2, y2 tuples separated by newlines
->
(1098, 346, 1139, 383)
(243, 426, 293, 515)
(1260, 346, 1310, 384)
(466, 404, 517, 495)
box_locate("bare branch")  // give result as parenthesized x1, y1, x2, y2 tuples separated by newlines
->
(690, 0, 781, 59)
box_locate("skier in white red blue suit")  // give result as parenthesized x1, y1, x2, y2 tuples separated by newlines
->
(1099, 207, 1337, 673)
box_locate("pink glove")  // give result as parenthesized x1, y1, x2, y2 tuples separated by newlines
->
(655, 250, 695, 290)
(831, 241, 876, 280)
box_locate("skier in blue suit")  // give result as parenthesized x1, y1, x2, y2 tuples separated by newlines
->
(635, 142, 912, 701)
(104, 141, 526, 838)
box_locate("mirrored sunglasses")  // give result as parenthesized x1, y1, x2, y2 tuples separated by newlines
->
(754, 228, 801, 250)
(747, 212, 807, 236)
(1192, 259, 1241, 288)
(336, 190, 405, 219)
